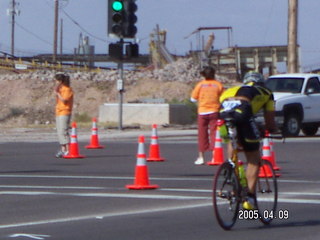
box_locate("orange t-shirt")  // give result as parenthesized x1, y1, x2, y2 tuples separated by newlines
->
(55, 85, 74, 116)
(191, 79, 224, 114)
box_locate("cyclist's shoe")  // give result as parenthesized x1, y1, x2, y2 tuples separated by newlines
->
(242, 194, 256, 210)
(194, 157, 204, 165)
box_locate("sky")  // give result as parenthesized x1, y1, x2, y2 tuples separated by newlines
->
(0, 0, 320, 71)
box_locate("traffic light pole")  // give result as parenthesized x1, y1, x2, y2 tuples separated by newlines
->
(108, 0, 138, 130)
(117, 38, 124, 131)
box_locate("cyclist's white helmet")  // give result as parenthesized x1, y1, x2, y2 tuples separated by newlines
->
(243, 71, 264, 84)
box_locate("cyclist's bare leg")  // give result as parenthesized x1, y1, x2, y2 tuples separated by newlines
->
(245, 150, 260, 194)
(227, 142, 233, 160)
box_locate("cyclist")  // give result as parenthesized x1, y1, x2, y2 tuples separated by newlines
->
(219, 71, 278, 210)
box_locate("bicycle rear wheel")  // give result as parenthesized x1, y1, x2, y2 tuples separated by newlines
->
(256, 159, 278, 225)
(213, 162, 240, 230)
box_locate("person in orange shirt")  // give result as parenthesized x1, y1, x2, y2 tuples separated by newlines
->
(191, 66, 224, 165)
(54, 73, 74, 158)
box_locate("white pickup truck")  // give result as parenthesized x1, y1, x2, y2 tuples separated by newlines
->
(264, 73, 320, 136)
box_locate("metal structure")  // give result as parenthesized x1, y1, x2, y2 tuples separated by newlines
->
(189, 44, 293, 81)
(185, 27, 233, 50)
(149, 25, 174, 69)
(74, 34, 95, 67)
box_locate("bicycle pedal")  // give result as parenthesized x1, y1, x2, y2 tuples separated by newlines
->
(218, 192, 226, 198)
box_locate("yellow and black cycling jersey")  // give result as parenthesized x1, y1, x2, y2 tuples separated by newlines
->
(219, 82, 275, 114)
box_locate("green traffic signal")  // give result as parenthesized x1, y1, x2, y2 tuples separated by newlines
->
(112, 1, 123, 12)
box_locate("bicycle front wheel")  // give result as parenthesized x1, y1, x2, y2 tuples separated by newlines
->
(256, 159, 278, 225)
(213, 162, 240, 230)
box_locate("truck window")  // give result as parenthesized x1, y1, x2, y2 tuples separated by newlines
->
(305, 78, 320, 94)
(265, 77, 304, 93)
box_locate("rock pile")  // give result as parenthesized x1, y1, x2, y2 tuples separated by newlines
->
(0, 57, 232, 84)
(152, 58, 201, 83)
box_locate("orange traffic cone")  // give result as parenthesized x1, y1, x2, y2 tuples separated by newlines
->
(147, 124, 165, 162)
(261, 137, 272, 162)
(64, 122, 85, 159)
(261, 134, 281, 177)
(266, 131, 281, 171)
(85, 118, 104, 149)
(207, 125, 224, 166)
(258, 161, 273, 178)
(126, 135, 159, 190)
(259, 136, 278, 177)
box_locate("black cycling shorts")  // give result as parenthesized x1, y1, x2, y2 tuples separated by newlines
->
(220, 100, 260, 152)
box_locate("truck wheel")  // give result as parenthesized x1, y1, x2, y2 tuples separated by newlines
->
(301, 123, 319, 136)
(283, 114, 301, 137)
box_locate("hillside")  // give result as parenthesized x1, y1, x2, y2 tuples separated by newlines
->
(0, 58, 235, 127)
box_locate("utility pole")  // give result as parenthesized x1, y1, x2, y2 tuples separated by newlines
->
(60, 18, 63, 55)
(53, 0, 59, 62)
(287, 0, 298, 73)
(11, 0, 16, 56)
(8, 0, 19, 56)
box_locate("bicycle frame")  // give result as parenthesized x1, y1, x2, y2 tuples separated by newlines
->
(224, 120, 240, 180)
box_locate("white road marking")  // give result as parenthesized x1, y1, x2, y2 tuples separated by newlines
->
(0, 185, 106, 190)
(2, 174, 320, 184)
(1, 196, 320, 230)
(0, 174, 133, 180)
(281, 191, 320, 196)
(278, 179, 320, 184)
(278, 198, 320, 205)
(1, 175, 319, 230)
(0, 188, 319, 202)
(0, 203, 212, 229)
(0, 174, 209, 181)
(161, 188, 212, 193)
(0, 191, 209, 200)
(9, 233, 50, 239)
(0, 184, 319, 230)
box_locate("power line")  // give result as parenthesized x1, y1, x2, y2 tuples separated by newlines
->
(15, 21, 53, 46)
(44, 0, 107, 43)
(61, 8, 107, 43)
(15, 21, 74, 53)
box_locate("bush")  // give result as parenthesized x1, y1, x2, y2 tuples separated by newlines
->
(74, 112, 92, 123)
(169, 98, 198, 122)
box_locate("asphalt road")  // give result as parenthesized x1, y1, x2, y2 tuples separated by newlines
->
(0, 132, 320, 239)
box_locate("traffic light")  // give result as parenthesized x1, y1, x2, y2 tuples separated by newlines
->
(123, 0, 137, 38)
(109, 42, 123, 59)
(108, 0, 138, 38)
(108, 0, 124, 37)
(126, 43, 139, 57)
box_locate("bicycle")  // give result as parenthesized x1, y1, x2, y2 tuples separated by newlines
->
(213, 118, 278, 230)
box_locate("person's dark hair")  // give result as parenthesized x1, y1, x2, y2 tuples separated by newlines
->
(200, 66, 216, 79)
(63, 74, 70, 87)
(55, 73, 65, 82)
(55, 73, 70, 86)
